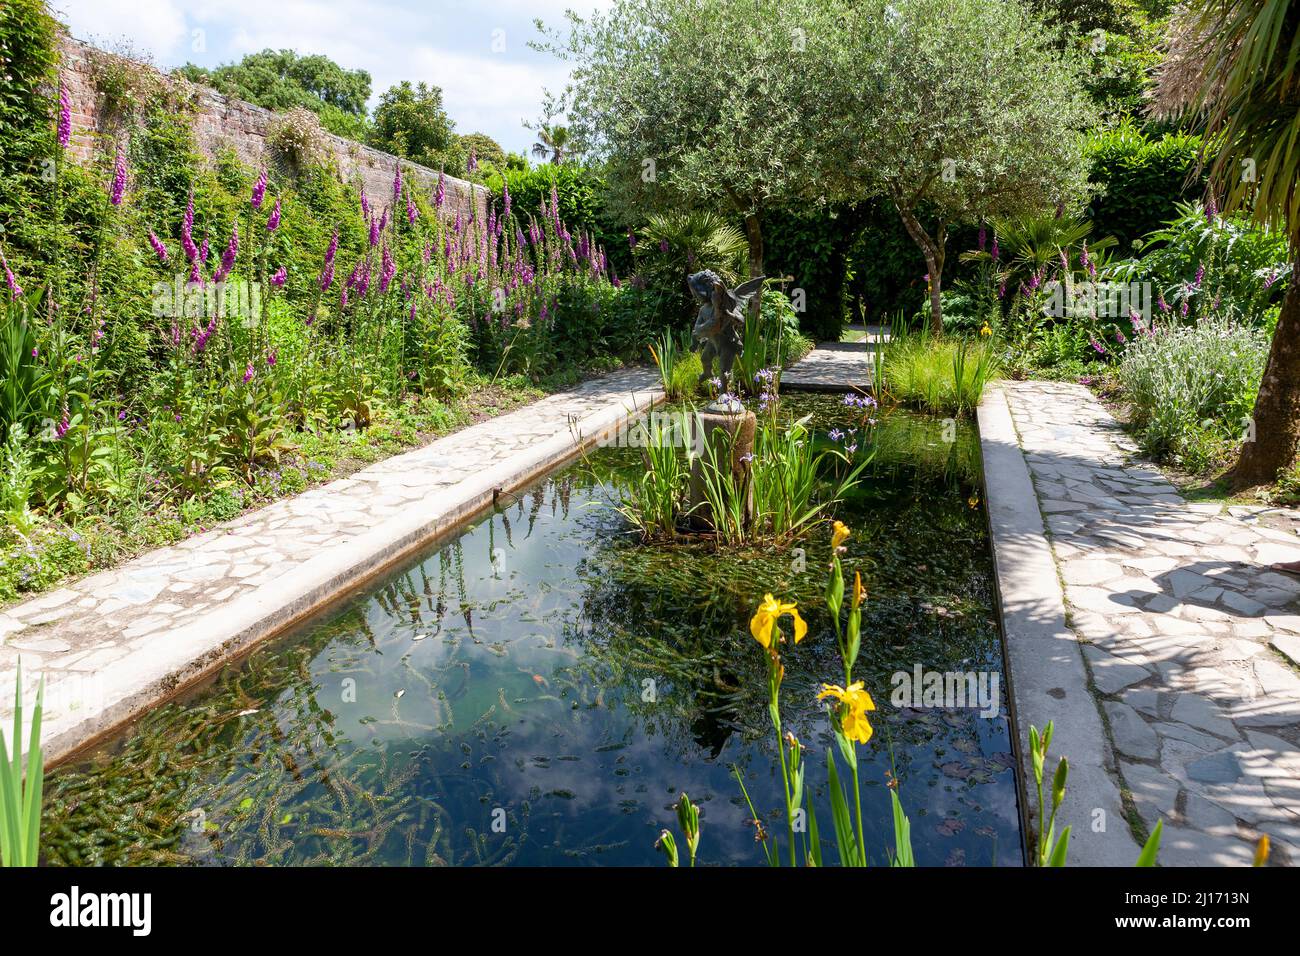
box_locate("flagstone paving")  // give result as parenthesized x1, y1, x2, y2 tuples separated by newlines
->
(781, 331, 884, 392)
(1004, 379, 1300, 866)
(0, 368, 661, 763)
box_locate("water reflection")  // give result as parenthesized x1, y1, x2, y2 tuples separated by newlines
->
(42, 404, 1021, 867)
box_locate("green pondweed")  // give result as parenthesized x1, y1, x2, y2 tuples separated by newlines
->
(0, 659, 45, 867)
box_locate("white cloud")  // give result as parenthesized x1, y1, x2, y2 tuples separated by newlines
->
(52, 0, 189, 60)
(48, 0, 609, 154)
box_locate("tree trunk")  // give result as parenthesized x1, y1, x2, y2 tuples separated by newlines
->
(1231, 243, 1300, 488)
(924, 252, 943, 334)
(743, 212, 764, 321)
(891, 190, 946, 334)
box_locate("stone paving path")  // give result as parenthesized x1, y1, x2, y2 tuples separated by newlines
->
(1004, 380, 1300, 866)
(781, 330, 885, 391)
(0, 368, 660, 761)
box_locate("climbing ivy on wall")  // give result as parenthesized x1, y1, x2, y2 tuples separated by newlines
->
(0, 0, 59, 272)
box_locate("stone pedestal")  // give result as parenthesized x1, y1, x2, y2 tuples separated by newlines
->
(688, 398, 757, 529)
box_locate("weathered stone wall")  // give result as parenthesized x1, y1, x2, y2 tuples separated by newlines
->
(56, 34, 487, 221)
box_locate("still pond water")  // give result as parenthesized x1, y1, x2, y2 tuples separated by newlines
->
(42, 395, 1022, 866)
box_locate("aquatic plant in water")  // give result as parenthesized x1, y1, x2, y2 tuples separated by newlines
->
(0, 659, 44, 867)
(660, 521, 917, 867)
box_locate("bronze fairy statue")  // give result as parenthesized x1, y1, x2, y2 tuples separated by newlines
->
(687, 270, 766, 392)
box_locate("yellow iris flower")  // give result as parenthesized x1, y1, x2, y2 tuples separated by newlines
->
(851, 571, 867, 610)
(979, 323, 992, 337)
(831, 520, 851, 551)
(750, 594, 808, 649)
(817, 681, 877, 744)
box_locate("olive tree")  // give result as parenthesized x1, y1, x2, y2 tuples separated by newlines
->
(535, 0, 848, 284)
(831, 0, 1096, 332)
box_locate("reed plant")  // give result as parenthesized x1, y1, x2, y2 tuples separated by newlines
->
(880, 322, 1000, 416)
(0, 659, 44, 867)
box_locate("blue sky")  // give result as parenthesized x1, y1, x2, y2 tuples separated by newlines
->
(50, 0, 612, 157)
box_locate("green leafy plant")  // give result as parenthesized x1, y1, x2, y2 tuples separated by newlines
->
(1029, 720, 1164, 867)
(0, 286, 52, 445)
(1116, 314, 1269, 471)
(0, 659, 45, 867)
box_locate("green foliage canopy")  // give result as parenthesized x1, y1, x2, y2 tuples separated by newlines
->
(176, 49, 371, 139)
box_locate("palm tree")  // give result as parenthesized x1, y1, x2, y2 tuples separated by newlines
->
(1153, 1, 1300, 488)
(531, 124, 571, 165)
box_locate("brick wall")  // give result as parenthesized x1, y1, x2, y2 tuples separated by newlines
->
(57, 35, 487, 222)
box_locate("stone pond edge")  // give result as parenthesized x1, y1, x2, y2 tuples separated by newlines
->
(978, 383, 1141, 866)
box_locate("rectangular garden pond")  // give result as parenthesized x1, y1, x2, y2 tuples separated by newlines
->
(39, 394, 1023, 866)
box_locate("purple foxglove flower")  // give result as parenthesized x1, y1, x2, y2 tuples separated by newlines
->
(109, 149, 127, 205)
(1264, 270, 1277, 289)
(1194, 263, 1205, 288)
(214, 223, 238, 282)
(266, 350, 277, 367)
(242, 364, 254, 384)
(360, 189, 370, 218)
(1158, 292, 1170, 312)
(58, 82, 71, 149)
(978, 225, 986, 252)
(435, 172, 445, 209)
(182, 194, 199, 262)
(1, 247, 23, 299)
(1206, 197, 1217, 222)
(325, 228, 338, 266)
(393, 162, 402, 202)
(148, 231, 169, 263)
(251, 169, 267, 209)
(266, 199, 281, 231)
(340, 286, 349, 309)
(502, 182, 511, 221)
(467, 148, 477, 174)
(320, 260, 335, 292)
(991, 239, 999, 261)
(200, 237, 209, 262)
(270, 266, 287, 287)
(369, 218, 380, 247)
(380, 244, 396, 292)
(378, 207, 389, 233)
(407, 192, 417, 225)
